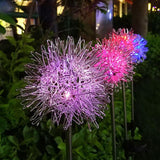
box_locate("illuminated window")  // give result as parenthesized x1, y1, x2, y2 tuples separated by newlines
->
(14, 0, 33, 34)
(15, 0, 31, 6)
(57, 6, 64, 15)
(148, 3, 151, 11)
(119, 1, 123, 18)
(114, 4, 118, 17)
(17, 18, 26, 34)
(57, 0, 64, 15)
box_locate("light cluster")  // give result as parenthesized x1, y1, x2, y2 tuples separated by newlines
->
(20, 37, 110, 130)
(111, 28, 148, 63)
(20, 29, 148, 129)
(94, 28, 148, 85)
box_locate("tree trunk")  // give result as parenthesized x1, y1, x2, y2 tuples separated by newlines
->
(38, 0, 58, 36)
(132, 0, 148, 37)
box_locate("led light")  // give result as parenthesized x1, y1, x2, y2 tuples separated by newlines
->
(64, 91, 71, 100)
(109, 12, 112, 20)
(148, 3, 151, 11)
(20, 36, 110, 130)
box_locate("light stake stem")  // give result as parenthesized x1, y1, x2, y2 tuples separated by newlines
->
(111, 93, 116, 160)
(131, 80, 135, 160)
(122, 82, 128, 140)
(131, 80, 134, 123)
(66, 126, 72, 160)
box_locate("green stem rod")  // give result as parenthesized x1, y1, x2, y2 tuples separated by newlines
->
(111, 93, 116, 160)
(122, 82, 128, 140)
(66, 126, 72, 160)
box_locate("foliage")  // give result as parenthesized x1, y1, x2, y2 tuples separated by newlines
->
(0, 12, 16, 34)
(134, 78, 160, 160)
(148, 12, 160, 35)
(135, 33, 160, 79)
(133, 33, 160, 160)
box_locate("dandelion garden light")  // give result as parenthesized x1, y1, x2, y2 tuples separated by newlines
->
(94, 28, 148, 86)
(19, 30, 148, 160)
(100, 28, 148, 160)
(94, 37, 134, 85)
(20, 37, 110, 130)
(111, 28, 148, 64)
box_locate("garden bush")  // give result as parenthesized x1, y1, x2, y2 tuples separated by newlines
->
(134, 33, 160, 160)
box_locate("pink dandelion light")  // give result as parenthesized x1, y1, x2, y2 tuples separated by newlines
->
(20, 37, 110, 130)
(111, 28, 148, 63)
(94, 36, 134, 86)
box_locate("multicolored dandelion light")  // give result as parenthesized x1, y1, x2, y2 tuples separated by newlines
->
(93, 28, 148, 160)
(94, 28, 148, 85)
(111, 28, 148, 64)
(20, 37, 110, 130)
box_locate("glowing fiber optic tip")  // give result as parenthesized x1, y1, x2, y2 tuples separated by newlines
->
(65, 91, 71, 99)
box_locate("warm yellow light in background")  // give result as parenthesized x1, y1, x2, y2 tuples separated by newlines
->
(17, 18, 26, 34)
(0, 21, 13, 40)
(57, 0, 64, 15)
(15, 0, 31, 6)
(119, 1, 122, 18)
(14, 0, 31, 34)
(15, 8, 24, 12)
(148, 3, 151, 11)
(119, 0, 124, 2)
(152, 6, 156, 11)
(57, 6, 64, 15)
(96, 23, 100, 30)
(0, 20, 10, 28)
(15, 0, 23, 5)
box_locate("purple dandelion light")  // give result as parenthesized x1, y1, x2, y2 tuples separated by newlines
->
(20, 37, 110, 130)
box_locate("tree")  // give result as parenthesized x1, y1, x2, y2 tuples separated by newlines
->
(38, 0, 57, 36)
(132, 0, 148, 37)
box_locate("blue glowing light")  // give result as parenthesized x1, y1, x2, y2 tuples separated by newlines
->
(131, 34, 148, 63)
